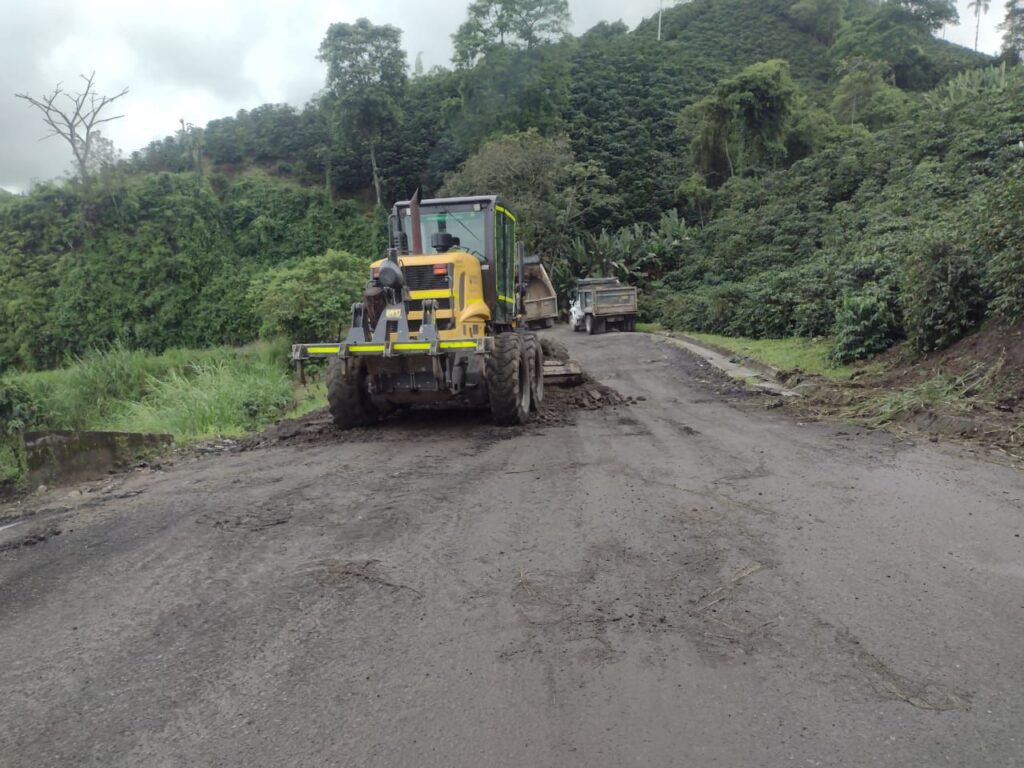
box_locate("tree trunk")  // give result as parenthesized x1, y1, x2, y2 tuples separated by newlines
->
(369, 140, 383, 207)
(975, 15, 981, 51)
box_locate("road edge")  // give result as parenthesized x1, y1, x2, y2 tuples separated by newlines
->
(641, 331, 800, 398)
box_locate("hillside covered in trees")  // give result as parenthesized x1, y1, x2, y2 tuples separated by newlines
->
(2, 0, 1022, 372)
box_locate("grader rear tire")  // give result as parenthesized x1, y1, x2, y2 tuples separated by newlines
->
(524, 332, 544, 411)
(327, 358, 379, 429)
(487, 333, 531, 426)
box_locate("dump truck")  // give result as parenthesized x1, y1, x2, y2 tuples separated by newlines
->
(522, 254, 558, 329)
(569, 277, 639, 334)
(292, 195, 579, 427)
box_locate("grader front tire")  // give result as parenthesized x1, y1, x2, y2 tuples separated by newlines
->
(327, 358, 379, 429)
(487, 333, 531, 426)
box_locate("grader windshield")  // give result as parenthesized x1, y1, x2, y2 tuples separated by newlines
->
(398, 205, 487, 260)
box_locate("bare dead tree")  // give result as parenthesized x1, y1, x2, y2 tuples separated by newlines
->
(15, 72, 128, 184)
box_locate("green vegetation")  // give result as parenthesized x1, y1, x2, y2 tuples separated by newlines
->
(0, 172, 380, 371)
(839, 361, 1003, 427)
(248, 249, 370, 342)
(683, 332, 874, 379)
(0, 383, 36, 488)
(642, 59, 1024, 362)
(3, 341, 302, 441)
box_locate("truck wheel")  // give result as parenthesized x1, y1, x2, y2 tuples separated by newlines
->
(524, 333, 544, 411)
(585, 315, 595, 335)
(327, 358, 378, 429)
(487, 333, 531, 426)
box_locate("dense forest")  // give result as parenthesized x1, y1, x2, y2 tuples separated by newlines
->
(2, 0, 1023, 372)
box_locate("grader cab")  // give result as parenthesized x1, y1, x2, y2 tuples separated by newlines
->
(292, 195, 578, 428)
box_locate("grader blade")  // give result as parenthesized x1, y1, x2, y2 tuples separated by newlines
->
(542, 359, 584, 387)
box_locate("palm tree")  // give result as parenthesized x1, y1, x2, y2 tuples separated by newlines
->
(969, 0, 992, 51)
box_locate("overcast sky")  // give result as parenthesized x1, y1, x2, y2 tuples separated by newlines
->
(0, 0, 1008, 191)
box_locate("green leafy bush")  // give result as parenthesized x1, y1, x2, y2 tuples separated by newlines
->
(901, 234, 986, 353)
(830, 289, 900, 363)
(978, 177, 1024, 322)
(0, 382, 38, 486)
(247, 249, 369, 342)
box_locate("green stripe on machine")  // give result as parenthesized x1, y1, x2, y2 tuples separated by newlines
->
(306, 346, 340, 355)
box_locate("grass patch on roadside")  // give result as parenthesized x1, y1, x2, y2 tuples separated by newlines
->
(681, 333, 880, 380)
(2, 339, 320, 443)
(285, 381, 328, 421)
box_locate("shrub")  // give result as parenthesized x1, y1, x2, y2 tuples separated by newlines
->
(248, 249, 368, 342)
(830, 288, 901, 363)
(0, 382, 37, 486)
(901, 234, 986, 353)
(978, 178, 1024, 322)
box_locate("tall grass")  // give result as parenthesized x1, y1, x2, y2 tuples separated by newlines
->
(4, 338, 299, 442)
(103, 359, 294, 439)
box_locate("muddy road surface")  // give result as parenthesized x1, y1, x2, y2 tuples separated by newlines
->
(2, 327, 1022, 767)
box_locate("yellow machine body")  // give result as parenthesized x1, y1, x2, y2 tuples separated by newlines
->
(369, 249, 493, 341)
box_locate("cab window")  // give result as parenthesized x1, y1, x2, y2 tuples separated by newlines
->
(495, 208, 516, 306)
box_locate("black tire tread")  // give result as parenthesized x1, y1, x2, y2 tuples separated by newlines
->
(487, 333, 529, 426)
(327, 359, 378, 429)
(524, 333, 544, 411)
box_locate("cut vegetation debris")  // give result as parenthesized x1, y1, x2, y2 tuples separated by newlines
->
(809, 321, 1024, 457)
(838, 362, 1004, 429)
(653, 321, 1024, 459)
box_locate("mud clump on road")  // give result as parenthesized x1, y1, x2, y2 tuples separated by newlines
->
(243, 372, 628, 450)
(534, 373, 630, 425)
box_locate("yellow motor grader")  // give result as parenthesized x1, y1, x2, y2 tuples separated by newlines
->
(292, 195, 580, 428)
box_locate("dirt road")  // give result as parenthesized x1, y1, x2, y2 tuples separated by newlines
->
(2, 328, 1022, 767)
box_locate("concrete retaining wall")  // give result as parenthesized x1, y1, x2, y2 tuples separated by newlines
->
(22, 431, 174, 490)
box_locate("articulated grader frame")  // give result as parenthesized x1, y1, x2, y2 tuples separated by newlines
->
(292, 195, 582, 428)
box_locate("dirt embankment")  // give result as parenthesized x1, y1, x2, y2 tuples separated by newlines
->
(792, 321, 1024, 460)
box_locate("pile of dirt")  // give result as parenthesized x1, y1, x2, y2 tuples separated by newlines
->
(240, 410, 340, 449)
(534, 373, 635, 426)
(540, 337, 571, 362)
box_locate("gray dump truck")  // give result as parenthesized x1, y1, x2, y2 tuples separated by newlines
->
(569, 277, 639, 334)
